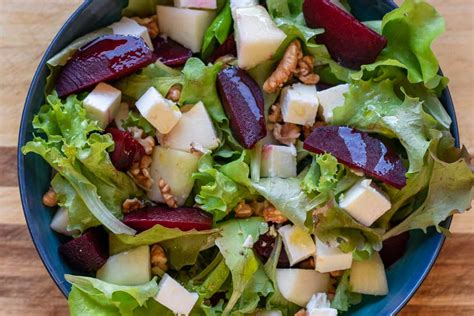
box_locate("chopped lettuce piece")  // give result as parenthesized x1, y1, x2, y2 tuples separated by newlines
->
(301, 153, 344, 196)
(331, 270, 362, 312)
(121, 111, 156, 137)
(201, 1, 233, 61)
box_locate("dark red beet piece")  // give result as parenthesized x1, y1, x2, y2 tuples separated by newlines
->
(59, 227, 109, 273)
(123, 206, 213, 232)
(253, 232, 290, 268)
(303, 126, 407, 188)
(106, 127, 145, 171)
(303, 0, 387, 69)
(380, 232, 410, 268)
(152, 36, 192, 67)
(217, 67, 266, 148)
(208, 35, 237, 63)
(56, 34, 153, 98)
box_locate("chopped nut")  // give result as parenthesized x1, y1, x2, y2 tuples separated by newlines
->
(158, 178, 178, 208)
(329, 270, 344, 278)
(42, 188, 58, 207)
(129, 155, 154, 190)
(235, 201, 253, 218)
(128, 126, 156, 155)
(263, 203, 288, 224)
(294, 309, 308, 316)
(132, 15, 159, 38)
(268, 103, 282, 123)
(273, 122, 301, 145)
(122, 198, 144, 214)
(263, 40, 302, 93)
(150, 244, 168, 272)
(140, 155, 153, 169)
(295, 55, 320, 85)
(296, 256, 315, 269)
(166, 84, 182, 102)
(250, 200, 266, 216)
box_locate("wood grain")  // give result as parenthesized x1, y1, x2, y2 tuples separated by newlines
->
(0, 0, 472, 315)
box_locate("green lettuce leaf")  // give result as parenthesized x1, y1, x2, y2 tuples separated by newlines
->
(215, 218, 268, 315)
(66, 275, 158, 316)
(333, 79, 432, 174)
(121, 111, 156, 137)
(330, 270, 362, 312)
(302, 153, 344, 195)
(201, 1, 233, 61)
(110, 224, 221, 269)
(122, 0, 173, 17)
(232, 265, 273, 314)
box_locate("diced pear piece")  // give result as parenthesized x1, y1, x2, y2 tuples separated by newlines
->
(114, 102, 129, 130)
(96, 245, 151, 286)
(261, 144, 297, 178)
(234, 5, 286, 69)
(162, 101, 219, 152)
(315, 238, 352, 273)
(83, 82, 122, 129)
(279, 224, 316, 266)
(350, 252, 388, 296)
(110, 17, 153, 50)
(317, 84, 349, 122)
(280, 83, 319, 126)
(50, 207, 77, 236)
(276, 269, 330, 306)
(154, 274, 199, 315)
(230, 0, 258, 10)
(156, 5, 216, 52)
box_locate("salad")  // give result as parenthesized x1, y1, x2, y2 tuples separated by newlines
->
(23, 0, 473, 315)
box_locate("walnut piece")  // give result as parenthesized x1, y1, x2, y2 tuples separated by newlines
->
(129, 155, 154, 190)
(268, 103, 282, 123)
(263, 40, 302, 93)
(150, 244, 168, 272)
(158, 178, 177, 208)
(263, 203, 288, 224)
(329, 270, 344, 278)
(295, 55, 320, 85)
(166, 84, 182, 102)
(294, 309, 308, 316)
(128, 126, 156, 155)
(42, 188, 58, 207)
(235, 201, 253, 218)
(296, 256, 315, 269)
(273, 122, 301, 145)
(132, 15, 159, 38)
(122, 198, 144, 214)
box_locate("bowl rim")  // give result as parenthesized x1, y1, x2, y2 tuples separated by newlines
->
(16, 0, 460, 314)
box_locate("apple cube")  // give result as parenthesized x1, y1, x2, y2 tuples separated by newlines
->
(156, 6, 216, 52)
(50, 207, 78, 236)
(350, 252, 388, 295)
(154, 274, 199, 315)
(306, 293, 338, 316)
(279, 224, 316, 266)
(136, 87, 181, 134)
(148, 146, 200, 206)
(110, 17, 153, 50)
(174, 0, 217, 9)
(162, 101, 219, 152)
(234, 5, 287, 69)
(316, 84, 349, 122)
(339, 179, 391, 226)
(280, 83, 319, 126)
(83, 82, 121, 129)
(230, 0, 258, 10)
(114, 102, 129, 130)
(96, 245, 151, 286)
(276, 269, 330, 306)
(261, 144, 297, 178)
(315, 238, 352, 273)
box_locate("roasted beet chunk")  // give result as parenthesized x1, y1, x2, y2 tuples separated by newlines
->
(253, 231, 290, 268)
(217, 66, 266, 148)
(209, 35, 237, 63)
(123, 206, 213, 232)
(106, 127, 145, 171)
(152, 36, 193, 67)
(303, 126, 407, 188)
(59, 227, 109, 273)
(56, 34, 153, 98)
(303, 0, 387, 69)
(380, 232, 410, 268)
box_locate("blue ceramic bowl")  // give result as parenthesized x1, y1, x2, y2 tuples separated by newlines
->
(17, 0, 459, 314)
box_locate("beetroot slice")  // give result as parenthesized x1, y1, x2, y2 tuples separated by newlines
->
(152, 36, 193, 67)
(56, 34, 153, 98)
(208, 35, 237, 63)
(380, 232, 409, 268)
(123, 206, 213, 232)
(59, 227, 109, 273)
(217, 67, 266, 149)
(253, 232, 290, 268)
(106, 127, 145, 171)
(303, 126, 407, 188)
(303, 0, 387, 69)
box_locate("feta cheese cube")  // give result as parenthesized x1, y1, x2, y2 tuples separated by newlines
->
(280, 83, 319, 125)
(279, 224, 316, 266)
(242, 234, 254, 248)
(315, 238, 352, 273)
(316, 84, 349, 122)
(83, 82, 122, 129)
(339, 179, 391, 226)
(261, 145, 297, 178)
(174, 0, 217, 9)
(306, 293, 338, 316)
(154, 274, 199, 315)
(110, 17, 153, 50)
(162, 101, 219, 152)
(114, 102, 129, 130)
(157, 6, 216, 52)
(234, 5, 287, 69)
(231, 0, 258, 10)
(136, 87, 181, 134)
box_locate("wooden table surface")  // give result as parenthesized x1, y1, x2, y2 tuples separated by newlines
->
(0, 0, 472, 315)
